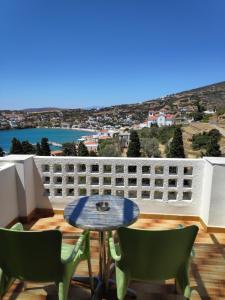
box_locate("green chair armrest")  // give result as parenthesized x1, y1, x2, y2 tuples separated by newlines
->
(191, 247, 195, 258)
(0, 268, 14, 297)
(10, 223, 24, 231)
(108, 231, 121, 262)
(61, 230, 90, 264)
(177, 224, 184, 229)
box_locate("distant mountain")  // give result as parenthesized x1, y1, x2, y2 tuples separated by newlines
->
(4, 81, 225, 123)
(85, 81, 225, 122)
(22, 107, 63, 112)
(93, 80, 225, 120)
(164, 81, 225, 109)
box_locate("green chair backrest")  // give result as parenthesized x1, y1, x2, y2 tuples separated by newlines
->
(117, 225, 199, 281)
(0, 228, 62, 282)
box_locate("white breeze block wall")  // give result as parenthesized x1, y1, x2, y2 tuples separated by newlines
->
(1, 155, 225, 228)
(34, 156, 204, 216)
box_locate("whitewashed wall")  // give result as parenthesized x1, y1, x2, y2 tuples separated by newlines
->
(2, 155, 37, 216)
(0, 162, 19, 227)
(0, 155, 225, 228)
(34, 156, 204, 216)
(202, 158, 225, 228)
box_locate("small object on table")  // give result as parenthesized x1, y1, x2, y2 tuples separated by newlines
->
(96, 201, 110, 212)
(64, 195, 140, 300)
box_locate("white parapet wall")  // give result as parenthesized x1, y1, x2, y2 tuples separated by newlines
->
(1, 155, 225, 229)
(201, 157, 225, 228)
(34, 156, 204, 217)
(1, 155, 38, 217)
(0, 162, 19, 227)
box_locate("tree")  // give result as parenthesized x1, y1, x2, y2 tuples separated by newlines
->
(127, 130, 141, 157)
(141, 138, 161, 157)
(40, 137, 51, 156)
(62, 142, 77, 156)
(138, 127, 158, 140)
(36, 142, 42, 155)
(98, 139, 121, 157)
(192, 129, 221, 153)
(10, 138, 23, 154)
(77, 142, 89, 156)
(89, 150, 97, 156)
(21, 140, 35, 154)
(98, 143, 121, 157)
(196, 101, 205, 113)
(208, 129, 221, 141)
(158, 126, 176, 144)
(0, 147, 4, 157)
(193, 101, 205, 121)
(192, 132, 209, 150)
(205, 138, 221, 157)
(167, 127, 185, 158)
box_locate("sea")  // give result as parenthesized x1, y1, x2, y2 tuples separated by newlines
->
(0, 128, 95, 152)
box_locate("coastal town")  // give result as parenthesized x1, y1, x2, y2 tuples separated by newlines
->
(1, 81, 225, 158)
(0, 104, 219, 158)
(1, 80, 223, 133)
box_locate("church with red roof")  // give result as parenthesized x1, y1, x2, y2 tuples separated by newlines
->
(147, 110, 175, 127)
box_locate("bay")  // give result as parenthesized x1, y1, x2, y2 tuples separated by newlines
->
(0, 128, 95, 152)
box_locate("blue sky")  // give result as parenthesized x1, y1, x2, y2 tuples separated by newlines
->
(0, 0, 225, 110)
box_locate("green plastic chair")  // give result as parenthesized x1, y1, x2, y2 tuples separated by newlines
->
(0, 222, 92, 300)
(109, 225, 199, 299)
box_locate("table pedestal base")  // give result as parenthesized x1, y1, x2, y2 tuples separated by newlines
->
(72, 276, 137, 300)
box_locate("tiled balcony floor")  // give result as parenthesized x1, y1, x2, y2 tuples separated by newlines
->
(3, 214, 225, 300)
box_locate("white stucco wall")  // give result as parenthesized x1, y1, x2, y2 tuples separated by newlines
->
(2, 155, 37, 216)
(205, 158, 225, 227)
(0, 155, 224, 228)
(0, 163, 19, 227)
(200, 159, 213, 225)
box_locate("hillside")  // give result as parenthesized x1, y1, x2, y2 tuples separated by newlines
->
(182, 122, 225, 158)
(23, 107, 62, 113)
(60, 81, 225, 124)
(2, 81, 225, 127)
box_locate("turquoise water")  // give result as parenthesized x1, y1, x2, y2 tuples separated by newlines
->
(0, 128, 94, 152)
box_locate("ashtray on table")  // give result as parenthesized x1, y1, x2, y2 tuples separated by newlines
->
(96, 201, 110, 212)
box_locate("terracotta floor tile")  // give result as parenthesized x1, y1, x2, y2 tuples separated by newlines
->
(2, 215, 225, 299)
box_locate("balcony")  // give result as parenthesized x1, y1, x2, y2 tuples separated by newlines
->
(0, 155, 225, 299)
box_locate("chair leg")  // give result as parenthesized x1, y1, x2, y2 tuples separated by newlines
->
(23, 281, 27, 291)
(58, 281, 70, 300)
(87, 256, 95, 292)
(0, 269, 14, 299)
(115, 267, 129, 300)
(58, 282, 63, 300)
(176, 271, 191, 299)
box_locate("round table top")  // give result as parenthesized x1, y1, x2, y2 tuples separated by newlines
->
(64, 195, 140, 231)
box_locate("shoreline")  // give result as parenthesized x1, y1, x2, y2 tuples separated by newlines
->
(40, 126, 98, 133)
(0, 127, 98, 133)
(0, 127, 98, 151)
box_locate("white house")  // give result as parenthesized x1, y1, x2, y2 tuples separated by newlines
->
(147, 111, 174, 128)
(84, 141, 98, 152)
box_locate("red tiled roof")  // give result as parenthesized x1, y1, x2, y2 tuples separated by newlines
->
(165, 114, 174, 120)
(148, 116, 157, 121)
(99, 136, 111, 140)
(84, 141, 97, 145)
